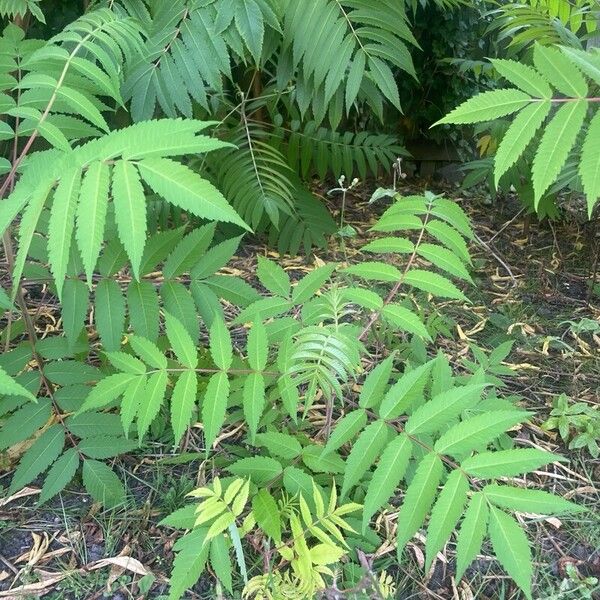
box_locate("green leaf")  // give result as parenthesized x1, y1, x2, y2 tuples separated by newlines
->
(161, 281, 198, 342)
(252, 489, 281, 543)
(191, 235, 243, 280)
(283, 466, 315, 504)
(48, 168, 81, 297)
(140, 228, 185, 276)
(137, 158, 250, 230)
(243, 372, 266, 442)
(362, 433, 412, 531)
(396, 452, 444, 559)
(434, 410, 530, 459)
(323, 409, 368, 457)
(0, 286, 12, 311)
(121, 375, 146, 436)
(78, 436, 137, 459)
(431, 198, 475, 241)
(425, 220, 471, 265)
(159, 505, 197, 529)
(128, 336, 167, 370)
(378, 359, 435, 420)
(533, 43, 587, 98)
(342, 288, 383, 310)
(247, 320, 268, 372)
(257, 256, 291, 298)
(341, 420, 393, 497)
(210, 534, 233, 593)
(371, 212, 423, 233)
(205, 275, 260, 307)
(106, 351, 146, 375)
(0, 365, 36, 401)
(488, 506, 533, 600)
(302, 446, 344, 475)
(163, 224, 216, 279)
(234, 297, 293, 324)
(167, 529, 209, 600)
(0, 399, 52, 450)
(78, 373, 136, 414)
(346, 50, 366, 109)
(484, 484, 584, 515)
(292, 264, 336, 304)
(61, 278, 88, 350)
(39, 449, 79, 504)
(165, 312, 198, 369)
(425, 469, 469, 571)
(9, 424, 64, 493)
(491, 59, 552, 98)
(406, 384, 487, 436)
(82, 459, 125, 508)
(45, 361, 98, 385)
(95, 279, 126, 352)
(112, 160, 147, 280)
(417, 243, 473, 283)
(65, 413, 124, 438)
(461, 449, 564, 478)
(455, 492, 488, 581)
(359, 354, 395, 409)
(343, 262, 402, 282)
(127, 281, 160, 342)
(404, 269, 467, 300)
(171, 371, 198, 446)
(560, 46, 600, 86)
(532, 100, 587, 206)
(361, 237, 414, 254)
(369, 56, 401, 110)
(228, 456, 283, 485)
(494, 101, 551, 187)
(382, 305, 431, 340)
(209, 317, 233, 371)
(57, 86, 109, 132)
(580, 109, 600, 218)
(235, 0, 264, 64)
(76, 161, 110, 286)
(137, 370, 168, 441)
(255, 431, 302, 460)
(436, 89, 532, 125)
(202, 371, 230, 452)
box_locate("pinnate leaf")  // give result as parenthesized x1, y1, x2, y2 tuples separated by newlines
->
(532, 100, 587, 206)
(39, 449, 79, 504)
(461, 448, 564, 478)
(396, 452, 444, 559)
(165, 312, 198, 369)
(455, 492, 488, 581)
(341, 420, 393, 497)
(425, 469, 468, 570)
(484, 484, 584, 515)
(436, 89, 532, 125)
(434, 410, 530, 458)
(82, 459, 125, 508)
(488, 506, 533, 600)
(252, 489, 281, 543)
(9, 424, 65, 493)
(202, 371, 230, 452)
(362, 433, 412, 531)
(210, 316, 233, 371)
(112, 159, 147, 279)
(257, 256, 291, 297)
(171, 370, 198, 446)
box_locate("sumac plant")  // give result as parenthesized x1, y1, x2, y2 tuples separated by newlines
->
(0, 3, 587, 600)
(438, 43, 600, 217)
